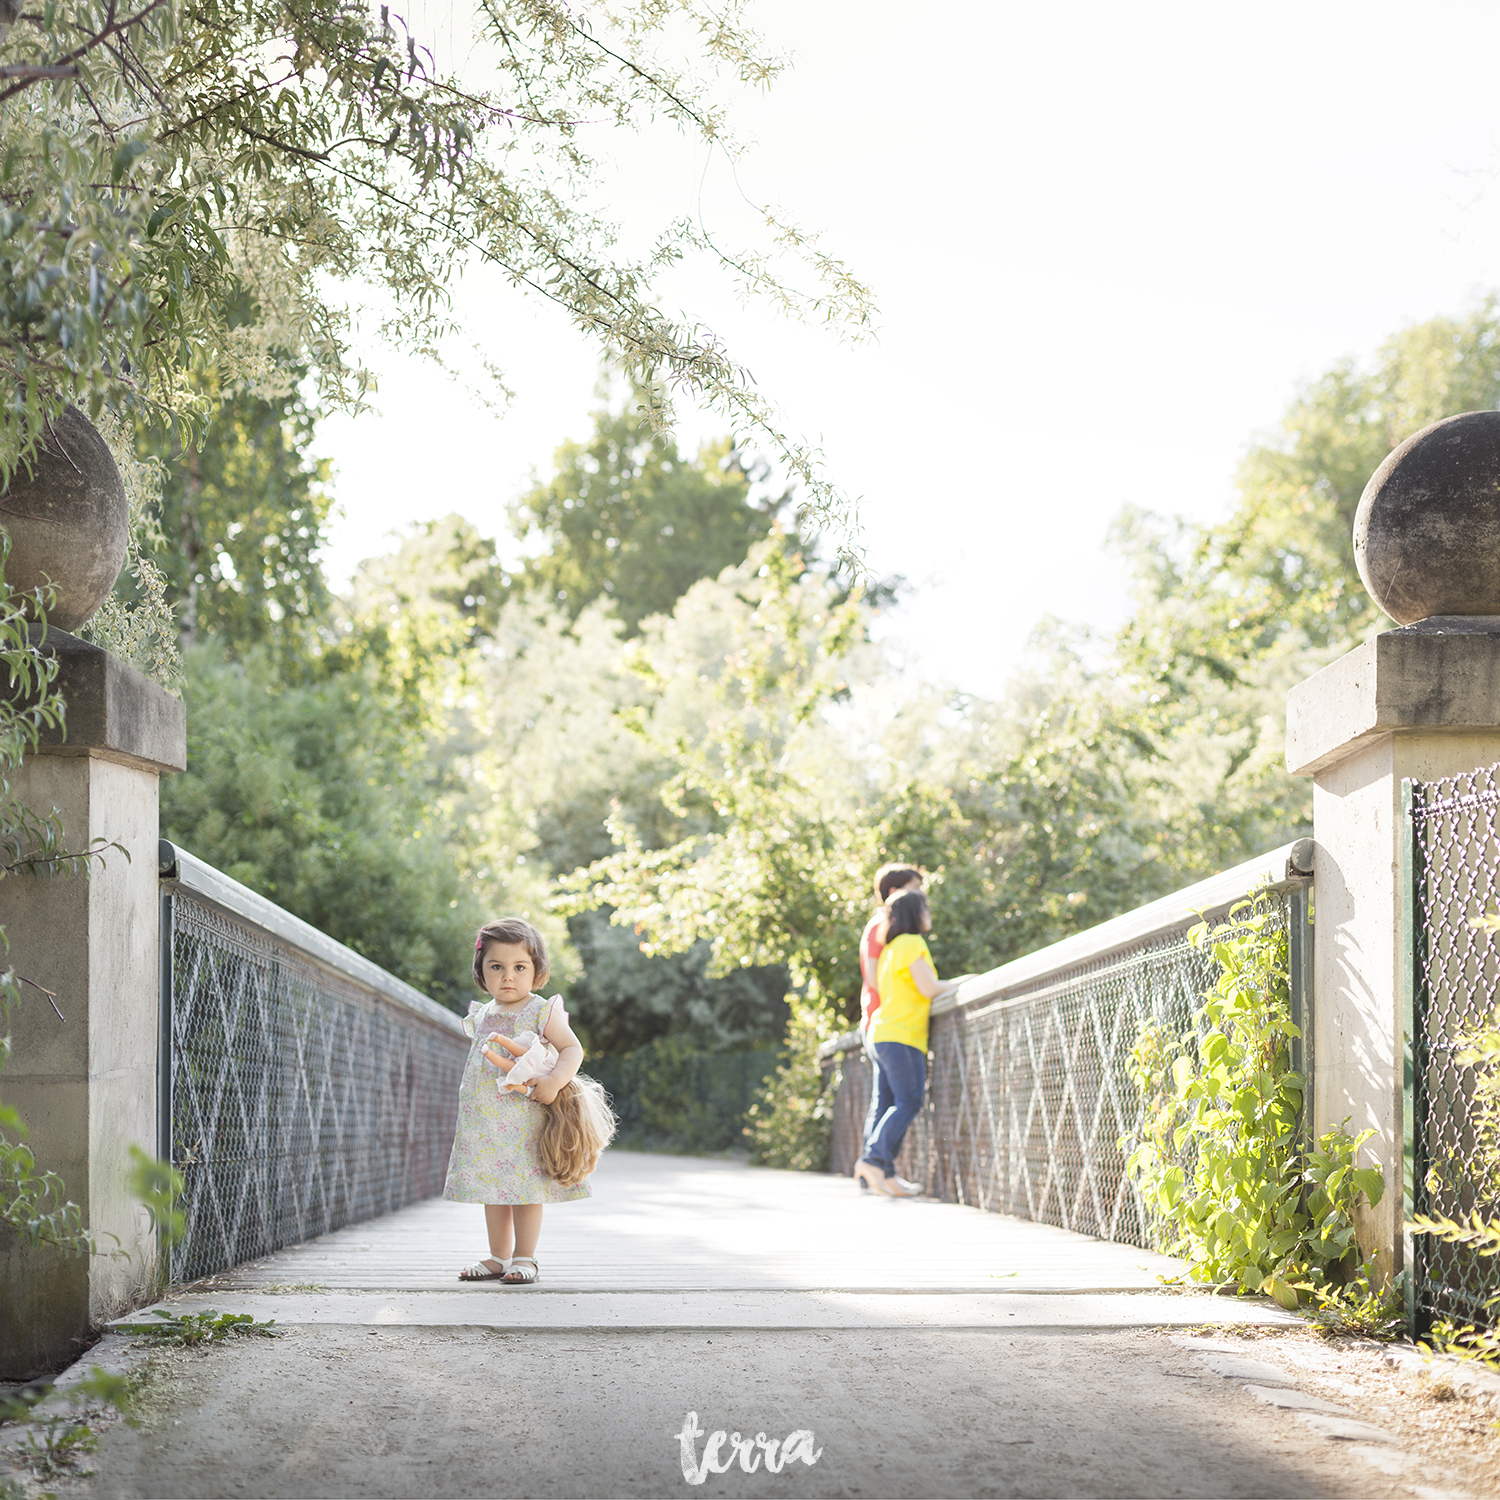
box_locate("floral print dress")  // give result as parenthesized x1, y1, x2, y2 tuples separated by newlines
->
(441, 993, 591, 1205)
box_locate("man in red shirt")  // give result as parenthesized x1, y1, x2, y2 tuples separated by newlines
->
(859, 863, 924, 1035)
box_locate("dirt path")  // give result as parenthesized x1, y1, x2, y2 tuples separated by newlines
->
(9, 1157, 1499, 1497)
(38, 1323, 1500, 1499)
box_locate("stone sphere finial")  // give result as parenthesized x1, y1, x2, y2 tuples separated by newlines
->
(1354, 410, 1500, 626)
(0, 407, 129, 632)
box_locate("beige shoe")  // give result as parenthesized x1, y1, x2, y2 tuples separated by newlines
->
(884, 1175, 922, 1197)
(854, 1160, 888, 1193)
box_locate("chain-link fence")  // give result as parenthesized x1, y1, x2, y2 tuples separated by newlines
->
(821, 850, 1309, 1252)
(1407, 769, 1500, 1332)
(159, 844, 468, 1284)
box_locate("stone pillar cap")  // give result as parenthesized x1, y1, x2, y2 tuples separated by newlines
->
(15, 630, 186, 774)
(1287, 620, 1500, 777)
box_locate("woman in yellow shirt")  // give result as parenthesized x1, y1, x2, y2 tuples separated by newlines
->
(856, 890, 966, 1197)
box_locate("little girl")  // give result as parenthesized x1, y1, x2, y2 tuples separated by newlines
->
(443, 917, 614, 1284)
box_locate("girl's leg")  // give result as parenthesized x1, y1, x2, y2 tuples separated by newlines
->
(863, 1042, 926, 1176)
(511, 1203, 544, 1260)
(484, 1203, 515, 1265)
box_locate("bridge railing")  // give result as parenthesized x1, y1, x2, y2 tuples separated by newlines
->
(157, 841, 468, 1284)
(819, 843, 1311, 1250)
(1407, 765, 1500, 1332)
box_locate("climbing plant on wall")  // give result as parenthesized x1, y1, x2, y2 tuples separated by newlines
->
(1123, 894, 1385, 1311)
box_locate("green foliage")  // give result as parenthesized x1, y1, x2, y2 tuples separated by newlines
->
(127, 1144, 185, 1261)
(0, 1382, 54, 1426)
(512, 387, 790, 635)
(1304, 1272, 1406, 1340)
(565, 534, 873, 1000)
(560, 534, 1205, 1159)
(133, 382, 333, 651)
(159, 640, 517, 1009)
(1407, 991, 1500, 1355)
(0, 1109, 88, 1257)
(1, 0, 870, 544)
(0, 1367, 135, 1491)
(1215, 301, 1500, 651)
(592, 1037, 776, 1153)
(561, 536, 1178, 1020)
(0, 2, 172, 479)
(743, 996, 839, 1171)
(566, 910, 787, 1056)
(1099, 301, 1500, 875)
(116, 1308, 279, 1346)
(1410, 1211, 1500, 1259)
(18, 1414, 97, 1481)
(1124, 896, 1384, 1308)
(1421, 1315, 1500, 1370)
(77, 407, 182, 690)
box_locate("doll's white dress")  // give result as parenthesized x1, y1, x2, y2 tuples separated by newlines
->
(441, 993, 591, 1205)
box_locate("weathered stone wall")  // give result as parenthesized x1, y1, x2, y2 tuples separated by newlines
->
(0, 636, 184, 1377)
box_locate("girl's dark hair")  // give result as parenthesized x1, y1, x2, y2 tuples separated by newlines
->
(874, 862, 922, 903)
(884, 889, 930, 942)
(473, 918, 550, 990)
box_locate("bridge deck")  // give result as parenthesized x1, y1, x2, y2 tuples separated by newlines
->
(149, 1151, 1293, 1331)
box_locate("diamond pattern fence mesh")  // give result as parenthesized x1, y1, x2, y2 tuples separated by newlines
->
(1408, 767, 1500, 1332)
(822, 890, 1301, 1252)
(163, 888, 468, 1284)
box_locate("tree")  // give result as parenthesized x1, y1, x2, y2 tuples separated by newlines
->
(133, 382, 333, 651)
(565, 537, 1188, 1021)
(1122, 300, 1500, 685)
(1090, 301, 1500, 879)
(159, 638, 567, 1010)
(567, 536, 873, 1003)
(564, 911, 786, 1056)
(1, 0, 870, 551)
(511, 388, 791, 634)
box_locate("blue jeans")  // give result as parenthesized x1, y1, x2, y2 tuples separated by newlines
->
(861, 1041, 926, 1177)
(861, 1035, 894, 1152)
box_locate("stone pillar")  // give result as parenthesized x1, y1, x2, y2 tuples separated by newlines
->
(1287, 621, 1500, 1283)
(0, 632, 185, 1377)
(1286, 408, 1500, 1284)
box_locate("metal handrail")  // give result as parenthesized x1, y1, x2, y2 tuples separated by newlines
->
(158, 839, 463, 1037)
(820, 840, 1308, 1060)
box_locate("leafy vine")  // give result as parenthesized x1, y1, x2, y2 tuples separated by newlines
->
(1123, 893, 1386, 1312)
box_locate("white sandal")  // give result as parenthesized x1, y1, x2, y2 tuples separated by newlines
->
(502, 1255, 539, 1285)
(458, 1257, 510, 1281)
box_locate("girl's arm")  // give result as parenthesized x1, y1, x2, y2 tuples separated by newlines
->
(908, 959, 967, 1003)
(533, 1001, 583, 1105)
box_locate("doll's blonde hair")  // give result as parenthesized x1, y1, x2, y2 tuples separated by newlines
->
(537, 1074, 617, 1187)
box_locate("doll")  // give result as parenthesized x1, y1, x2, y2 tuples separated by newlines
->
(481, 1030, 555, 1095)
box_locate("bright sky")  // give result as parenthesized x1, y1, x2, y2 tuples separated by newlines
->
(316, 0, 1500, 699)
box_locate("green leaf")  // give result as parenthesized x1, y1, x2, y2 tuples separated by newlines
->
(1352, 1167, 1385, 1207)
(1265, 1275, 1300, 1310)
(111, 140, 151, 183)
